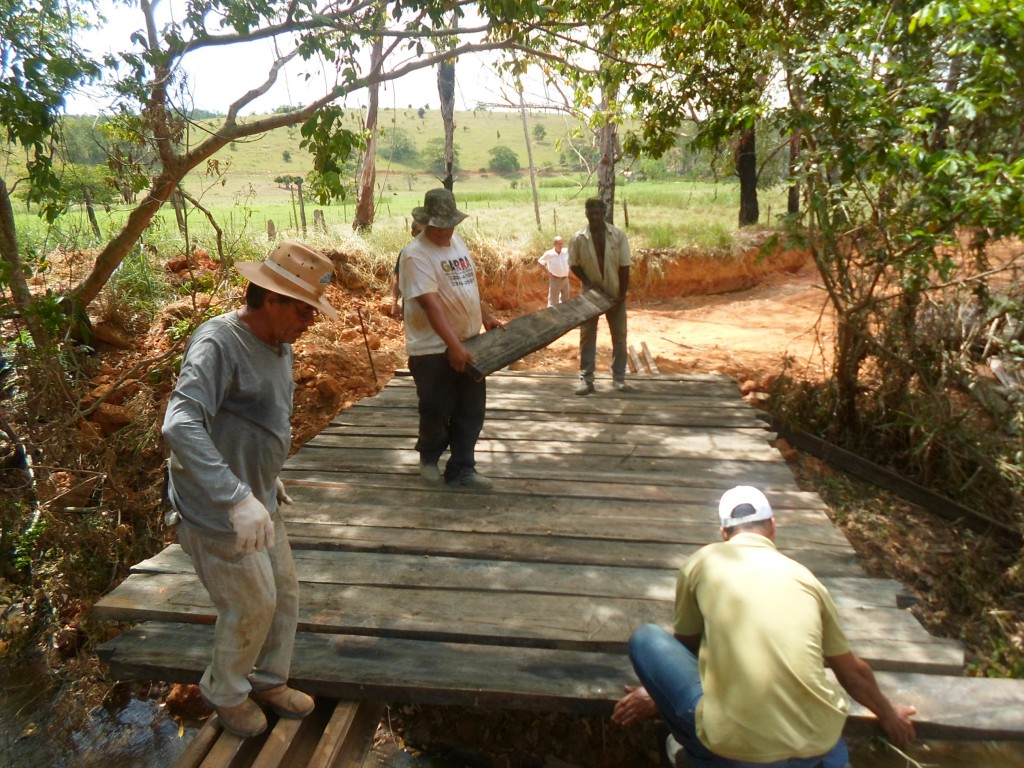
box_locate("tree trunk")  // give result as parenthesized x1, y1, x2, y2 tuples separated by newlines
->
(353, 32, 384, 231)
(296, 179, 307, 234)
(84, 187, 102, 240)
(517, 83, 541, 230)
(0, 180, 54, 351)
(787, 131, 800, 215)
(737, 127, 759, 226)
(438, 59, 456, 191)
(170, 187, 187, 237)
(597, 89, 619, 224)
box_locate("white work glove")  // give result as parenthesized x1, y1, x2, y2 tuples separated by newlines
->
(275, 478, 293, 505)
(227, 492, 276, 553)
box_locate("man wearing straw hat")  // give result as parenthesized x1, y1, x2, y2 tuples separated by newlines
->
(399, 188, 503, 490)
(162, 240, 339, 738)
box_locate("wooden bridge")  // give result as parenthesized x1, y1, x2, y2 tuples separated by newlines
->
(94, 372, 1024, 767)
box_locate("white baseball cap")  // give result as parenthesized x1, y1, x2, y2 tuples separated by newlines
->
(718, 486, 773, 528)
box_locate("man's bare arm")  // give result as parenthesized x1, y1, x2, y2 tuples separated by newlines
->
(828, 651, 916, 745)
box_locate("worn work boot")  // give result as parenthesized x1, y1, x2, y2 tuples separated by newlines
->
(419, 462, 442, 482)
(214, 698, 268, 738)
(251, 685, 315, 719)
(446, 470, 494, 491)
(613, 379, 630, 392)
(574, 380, 595, 396)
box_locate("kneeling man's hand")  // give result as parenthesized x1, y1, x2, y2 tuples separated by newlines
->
(611, 685, 657, 728)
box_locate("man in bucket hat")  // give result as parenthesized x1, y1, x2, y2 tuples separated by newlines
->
(611, 486, 916, 767)
(161, 240, 338, 738)
(399, 188, 504, 489)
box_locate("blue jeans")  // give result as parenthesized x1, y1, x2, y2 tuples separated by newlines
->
(628, 624, 849, 768)
(579, 299, 627, 383)
(408, 352, 487, 481)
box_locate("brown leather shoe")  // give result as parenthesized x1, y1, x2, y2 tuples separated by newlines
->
(215, 698, 267, 738)
(251, 685, 315, 719)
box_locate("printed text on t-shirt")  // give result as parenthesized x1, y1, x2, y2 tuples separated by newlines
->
(441, 257, 475, 287)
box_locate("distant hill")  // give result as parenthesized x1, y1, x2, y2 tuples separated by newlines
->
(196, 108, 586, 178)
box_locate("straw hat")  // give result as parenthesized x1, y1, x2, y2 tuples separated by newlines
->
(235, 241, 339, 320)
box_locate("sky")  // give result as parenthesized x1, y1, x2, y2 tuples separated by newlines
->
(65, 1, 547, 117)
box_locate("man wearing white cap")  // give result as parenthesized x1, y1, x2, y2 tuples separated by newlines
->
(162, 240, 338, 738)
(399, 188, 503, 490)
(612, 486, 916, 767)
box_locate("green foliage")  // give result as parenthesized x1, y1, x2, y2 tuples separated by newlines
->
(424, 138, 461, 176)
(532, 124, 547, 143)
(105, 248, 172, 325)
(299, 107, 363, 204)
(0, 0, 101, 220)
(488, 145, 521, 174)
(380, 127, 419, 164)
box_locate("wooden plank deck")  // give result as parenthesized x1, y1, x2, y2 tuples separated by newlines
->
(96, 370, 1024, 746)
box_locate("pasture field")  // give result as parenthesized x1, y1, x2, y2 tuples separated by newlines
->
(9, 108, 789, 269)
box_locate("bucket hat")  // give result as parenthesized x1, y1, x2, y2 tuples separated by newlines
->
(411, 188, 469, 228)
(235, 240, 339, 320)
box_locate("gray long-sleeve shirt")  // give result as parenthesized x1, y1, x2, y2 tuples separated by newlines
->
(161, 310, 294, 535)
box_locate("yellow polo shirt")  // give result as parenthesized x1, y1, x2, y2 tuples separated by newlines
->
(673, 533, 850, 762)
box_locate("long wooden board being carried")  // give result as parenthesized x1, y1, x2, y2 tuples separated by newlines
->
(463, 288, 614, 380)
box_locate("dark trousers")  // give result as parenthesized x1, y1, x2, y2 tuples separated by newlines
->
(408, 353, 486, 481)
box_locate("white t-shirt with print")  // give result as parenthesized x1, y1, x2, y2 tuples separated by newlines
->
(399, 232, 483, 356)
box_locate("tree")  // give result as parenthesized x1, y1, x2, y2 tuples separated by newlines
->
(353, 11, 385, 232)
(424, 138, 460, 177)
(437, 57, 457, 190)
(488, 145, 521, 174)
(532, 124, 546, 143)
(38, 0, 564, 326)
(0, 0, 100, 349)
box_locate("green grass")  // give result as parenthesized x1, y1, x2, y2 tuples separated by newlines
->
(8, 108, 790, 284)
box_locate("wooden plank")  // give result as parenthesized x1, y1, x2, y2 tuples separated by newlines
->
(274, 503, 855, 550)
(320, 421, 775, 448)
(284, 456, 796, 491)
(174, 716, 223, 768)
(343, 405, 767, 432)
(100, 624, 983, 731)
(276, 479, 833, 515)
(250, 717, 303, 768)
(627, 345, 642, 373)
(134, 546, 895, 607)
(282, 458, 800, 493)
(331, 701, 386, 768)
(93, 569, 957, 670)
(197, 726, 247, 768)
(306, 700, 360, 768)
(311, 428, 774, 456)
(281, 522, 863, 574)
(641, 342, 659, 374)
(134, 548, 913, 615)
(779, 426, 1022, 544)
(847, 670, 1024, 740)
(462, 289, 615, 380)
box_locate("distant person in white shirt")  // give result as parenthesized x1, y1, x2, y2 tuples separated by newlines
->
(538, 236, 571, 307)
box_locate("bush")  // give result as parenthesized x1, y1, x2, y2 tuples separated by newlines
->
(488, 145, 521, 175)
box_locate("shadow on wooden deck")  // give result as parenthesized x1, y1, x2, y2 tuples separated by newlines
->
(95, 372, 1024, 754)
